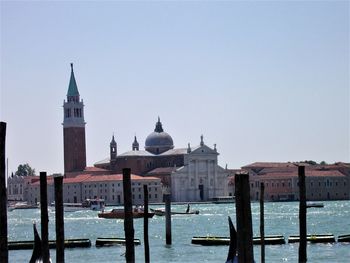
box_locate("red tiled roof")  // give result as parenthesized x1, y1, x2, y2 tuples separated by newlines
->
(242, 162, 299, 168)
(30, 173, 160, 185)
(84, 166, 109, 172)
(252, 170, 346, 180)
(64, 174, 92, 184)
(84, 174, 160, 183)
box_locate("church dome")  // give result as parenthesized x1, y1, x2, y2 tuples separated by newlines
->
(145, 118, 174, 154)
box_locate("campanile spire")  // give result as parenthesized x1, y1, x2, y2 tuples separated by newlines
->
(63, 63, 86, 173)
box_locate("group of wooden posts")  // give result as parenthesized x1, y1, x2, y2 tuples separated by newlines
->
(0, 121, 309, 263)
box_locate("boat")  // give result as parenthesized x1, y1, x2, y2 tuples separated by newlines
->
(151, 208, 199, 216)
(98, 208, 155, 219)
(10, 202, 39, 210)
(150, 204, 199, 216)
(29, 223, 52, 263)
(306, 202, 324, 208)
(211, 196, 235, 204)
(226, 216, 237, 263)
(52, 199, 105, 212)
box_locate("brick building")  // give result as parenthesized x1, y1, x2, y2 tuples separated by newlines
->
(27, 173, 162, 205)
(228, 162, 350, 201)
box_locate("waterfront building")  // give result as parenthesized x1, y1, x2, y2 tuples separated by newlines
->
(228, 162, 350, 201)
(26, 173, 162, 205)
(95, 120, 229, 202)
(7, 175, 39, 201)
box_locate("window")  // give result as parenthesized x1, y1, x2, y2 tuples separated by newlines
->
(139, 194, 141, 199)
(155, 194, 157, 199)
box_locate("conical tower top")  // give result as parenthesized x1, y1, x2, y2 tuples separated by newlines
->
(67, 63, 80, 98)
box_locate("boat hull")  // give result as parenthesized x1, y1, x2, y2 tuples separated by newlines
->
(98, 209, 154, 219)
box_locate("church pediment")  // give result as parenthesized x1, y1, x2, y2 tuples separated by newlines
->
(189, 145, 218, 155)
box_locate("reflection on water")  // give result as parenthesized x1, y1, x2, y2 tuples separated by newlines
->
(8, 201, 350, 262)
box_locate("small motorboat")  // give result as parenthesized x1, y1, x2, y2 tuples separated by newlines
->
(98, 207, 154, 219)
(51, 198, 105, 212)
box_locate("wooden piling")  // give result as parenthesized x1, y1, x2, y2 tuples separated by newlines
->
(122, 168, 135, 263)
(260, 182, 265, 263)
(0, 122, 8, 263)
(54, 174, 64, 263)
(298, 166, 307, 263)
(164, 193, 172, 245)
(40, 172, 50, 263)
(143, 185, 150, 263)
(235, 171, 254, 263)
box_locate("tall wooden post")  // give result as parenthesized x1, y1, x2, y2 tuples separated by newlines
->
(260, 182, 265, 263)
(123, 168, 135, 263)
(235, 172, 254, 263)
(0, 122, 8, 263)
(54, 174, 64, 263)
(298, 166, 307, 263)
(164, 193, 172, 245)
(143, 185, 150, 263)
(40, 172, 50, 263)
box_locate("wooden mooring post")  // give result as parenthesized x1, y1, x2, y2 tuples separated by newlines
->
(143, 185, 150, 263)
(260, 182, 265, 263)
(40, 172, 50, 263)
(54, 174, 64, 263)
(164, 193, 172, 245)
(298, 165, 307, 263)
(0, 122, 8, 263)
(235, 171, 254, 263)
(123, 168, 135, 263)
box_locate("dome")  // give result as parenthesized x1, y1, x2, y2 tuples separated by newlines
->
(145, 118, 174, 154)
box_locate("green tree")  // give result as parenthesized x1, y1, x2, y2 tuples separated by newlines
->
(15, 163, 35, 176)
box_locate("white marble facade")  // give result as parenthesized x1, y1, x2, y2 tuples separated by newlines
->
(171, 143, 228, 202)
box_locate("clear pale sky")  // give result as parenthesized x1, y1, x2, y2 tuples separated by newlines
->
(1, 1, 349, 175)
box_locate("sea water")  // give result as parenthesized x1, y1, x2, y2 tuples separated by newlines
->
(8, 201, 350, 262)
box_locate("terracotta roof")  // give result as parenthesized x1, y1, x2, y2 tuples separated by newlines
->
(84, 167, 109, 172)
(242, 162, 298, 169)
(31, 176, 54, 186)
(64, 174, 92, 183)
(84, 174, 160, 182)
(252, 170, 346, 180)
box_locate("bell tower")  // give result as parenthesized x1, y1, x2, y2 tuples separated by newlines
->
(63, 63, 86, 173)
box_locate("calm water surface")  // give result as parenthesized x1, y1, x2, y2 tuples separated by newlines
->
(8, 201, 350, 262)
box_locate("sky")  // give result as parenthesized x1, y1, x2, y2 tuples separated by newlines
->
(0, 0, 349, 175)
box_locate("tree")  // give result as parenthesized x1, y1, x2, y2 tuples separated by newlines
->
(15, 163, 36, 176)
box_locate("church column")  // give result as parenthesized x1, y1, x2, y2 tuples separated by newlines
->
(195, 159, 199, 200)
(214, 160, 217, 197)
